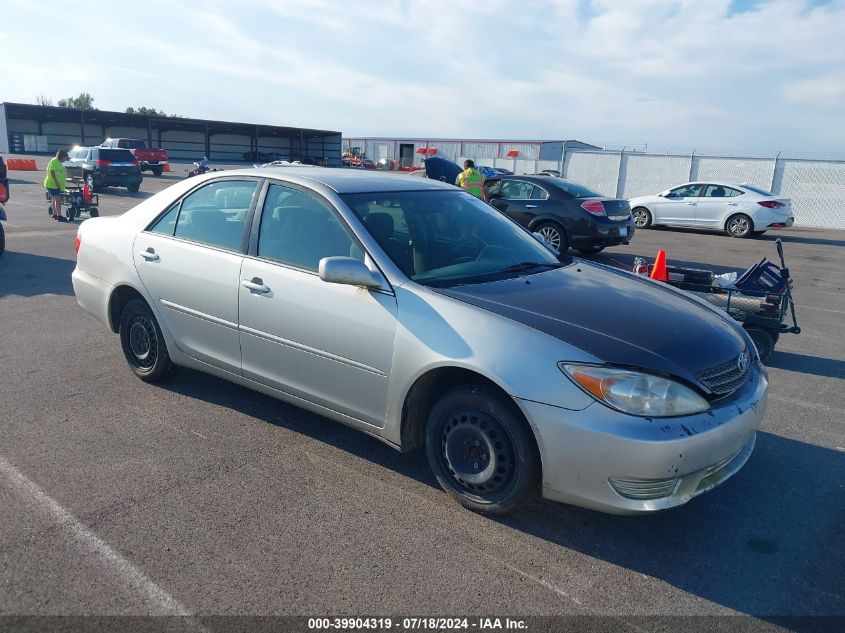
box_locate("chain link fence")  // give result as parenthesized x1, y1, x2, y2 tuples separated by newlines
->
(456, 150, 845, 230)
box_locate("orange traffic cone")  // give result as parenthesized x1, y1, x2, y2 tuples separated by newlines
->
(650, 249, 668, 281)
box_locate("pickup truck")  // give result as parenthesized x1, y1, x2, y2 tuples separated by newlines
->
(100, 138, 168, 176)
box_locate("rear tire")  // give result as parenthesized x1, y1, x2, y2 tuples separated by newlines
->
(632, 207, 652, 229)
(89, 208, 99, 218)
(745, 326, 775, 362)
(425, 385, 539, 515)
(127, 183, 141, 193)
(0, 223, 5, 257)
(726, 213, 754, 238)
(151, 167, 164, 177)
(119, 299, 177, 382)
(534, 221, 567, 253)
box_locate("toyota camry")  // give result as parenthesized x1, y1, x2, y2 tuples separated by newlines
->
(72, 168, 767, 515)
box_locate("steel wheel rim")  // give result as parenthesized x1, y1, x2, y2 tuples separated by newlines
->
(633, 209, 649, 227)
(128, 316, 157, 368)
(729, 217, 749, 236)
(538, 226, 561, 250)
(439, 409, 515, 496)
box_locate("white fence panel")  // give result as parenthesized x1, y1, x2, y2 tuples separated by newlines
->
(777, 159, 845, 229)
(565, 151, 621, 197)
(621, 154, 691, 198)
(692, 157, 774, 190)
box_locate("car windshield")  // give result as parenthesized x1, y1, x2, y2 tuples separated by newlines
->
(741, 184, 776, 196)
(546, 178, 602, 198)
(342, 190, 564, 287)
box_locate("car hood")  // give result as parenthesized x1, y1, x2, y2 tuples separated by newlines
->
(434, 261, 747, 393)
(424, 156, 462, 183)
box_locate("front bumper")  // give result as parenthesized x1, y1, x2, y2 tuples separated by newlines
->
(518, 363, 767, 514)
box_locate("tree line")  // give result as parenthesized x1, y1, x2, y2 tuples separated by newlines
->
(35, 93, 182, 117)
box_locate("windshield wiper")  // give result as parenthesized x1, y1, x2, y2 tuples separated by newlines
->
(500, 261, 563, 273)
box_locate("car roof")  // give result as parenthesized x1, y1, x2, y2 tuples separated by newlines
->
(220, 167, 458, 194)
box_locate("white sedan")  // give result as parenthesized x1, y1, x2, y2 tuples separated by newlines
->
(629, 182, 794, 238)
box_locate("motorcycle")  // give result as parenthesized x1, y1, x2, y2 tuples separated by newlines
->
(184, 158, 221, 179)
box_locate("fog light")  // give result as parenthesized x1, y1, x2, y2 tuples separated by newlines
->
(608, 476, 680, 500)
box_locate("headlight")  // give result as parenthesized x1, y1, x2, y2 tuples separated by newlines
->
(559, 363, 710, 417)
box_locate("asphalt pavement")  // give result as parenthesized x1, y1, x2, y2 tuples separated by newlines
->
(1, 158, 843, 630)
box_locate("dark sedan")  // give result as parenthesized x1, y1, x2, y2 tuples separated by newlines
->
(486, 176, 634, 254)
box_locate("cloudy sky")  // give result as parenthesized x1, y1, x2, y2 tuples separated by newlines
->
(1, 0, 843, 155)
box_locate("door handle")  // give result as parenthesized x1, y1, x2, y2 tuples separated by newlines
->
(686, 202, 697, 206)
(726, 202, 737, 205)
(139, 250, 159, 261)
(525, 204, 538, 209)
(242, 278, 270, 294)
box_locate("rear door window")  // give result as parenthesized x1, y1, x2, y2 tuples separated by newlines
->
(703, 185, 743, 197)
(171, 180, 258, 251)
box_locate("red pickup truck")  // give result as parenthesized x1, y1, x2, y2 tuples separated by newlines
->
(100, 138, 169, 176)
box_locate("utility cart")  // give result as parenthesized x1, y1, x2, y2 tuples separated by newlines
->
(46, 181, 99, 222)
(638, 239, 800, 361)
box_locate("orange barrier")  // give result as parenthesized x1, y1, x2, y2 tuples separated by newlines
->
(6, 158, 38, 170)
(650, 249, 668, 281)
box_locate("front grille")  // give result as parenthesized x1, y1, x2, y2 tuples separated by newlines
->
(695, 350, 752, 396)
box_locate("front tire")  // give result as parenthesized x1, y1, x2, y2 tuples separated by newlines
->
(534, 221, 567, 253)
(0, 223, 5, 257)
(119, 299, 177, 382)
(726, 213, 754, 238)
(425, 385, 539, 515)
(632, 207, 652, 229)
(745, 327, 775, 362)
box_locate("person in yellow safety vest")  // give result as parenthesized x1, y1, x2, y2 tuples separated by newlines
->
(456, 159, 489, 202)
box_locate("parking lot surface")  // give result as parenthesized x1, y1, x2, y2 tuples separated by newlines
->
(1, 159, 843, 628)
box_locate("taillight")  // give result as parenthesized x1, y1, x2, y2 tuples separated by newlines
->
(75, 233, 81, 255)
(95, 159, 111, 167)
(758, 200, 784, 208)
(581, 200, 606, 215)
(132, 159, 140, 167)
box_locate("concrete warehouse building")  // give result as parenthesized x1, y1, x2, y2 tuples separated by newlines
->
(0, 102, 343, 165)
(342, 137, 600, 167)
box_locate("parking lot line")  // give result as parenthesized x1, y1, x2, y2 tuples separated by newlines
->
(0, 456, 191, 617)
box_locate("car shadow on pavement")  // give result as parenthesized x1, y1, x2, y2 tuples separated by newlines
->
(757, 233, 845, 248)
(766, 351, 845, 379)
(0, 250, 75, 298)
(496, 431, 845, 619)
(160, 369, 439, 488)
(588, 251, 741, 277)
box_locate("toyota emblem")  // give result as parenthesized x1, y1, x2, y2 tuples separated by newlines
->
(737, 352, 749, 372)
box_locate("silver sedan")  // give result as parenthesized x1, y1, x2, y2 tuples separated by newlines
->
(72, 168, 767, 515)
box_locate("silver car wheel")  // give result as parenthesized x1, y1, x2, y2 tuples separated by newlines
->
(538, 225, 562, 251)
(727, 214, 753, 238)
(632, 207, 652, 228)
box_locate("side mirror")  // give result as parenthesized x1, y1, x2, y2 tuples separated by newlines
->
(319, 256, 382, 288)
